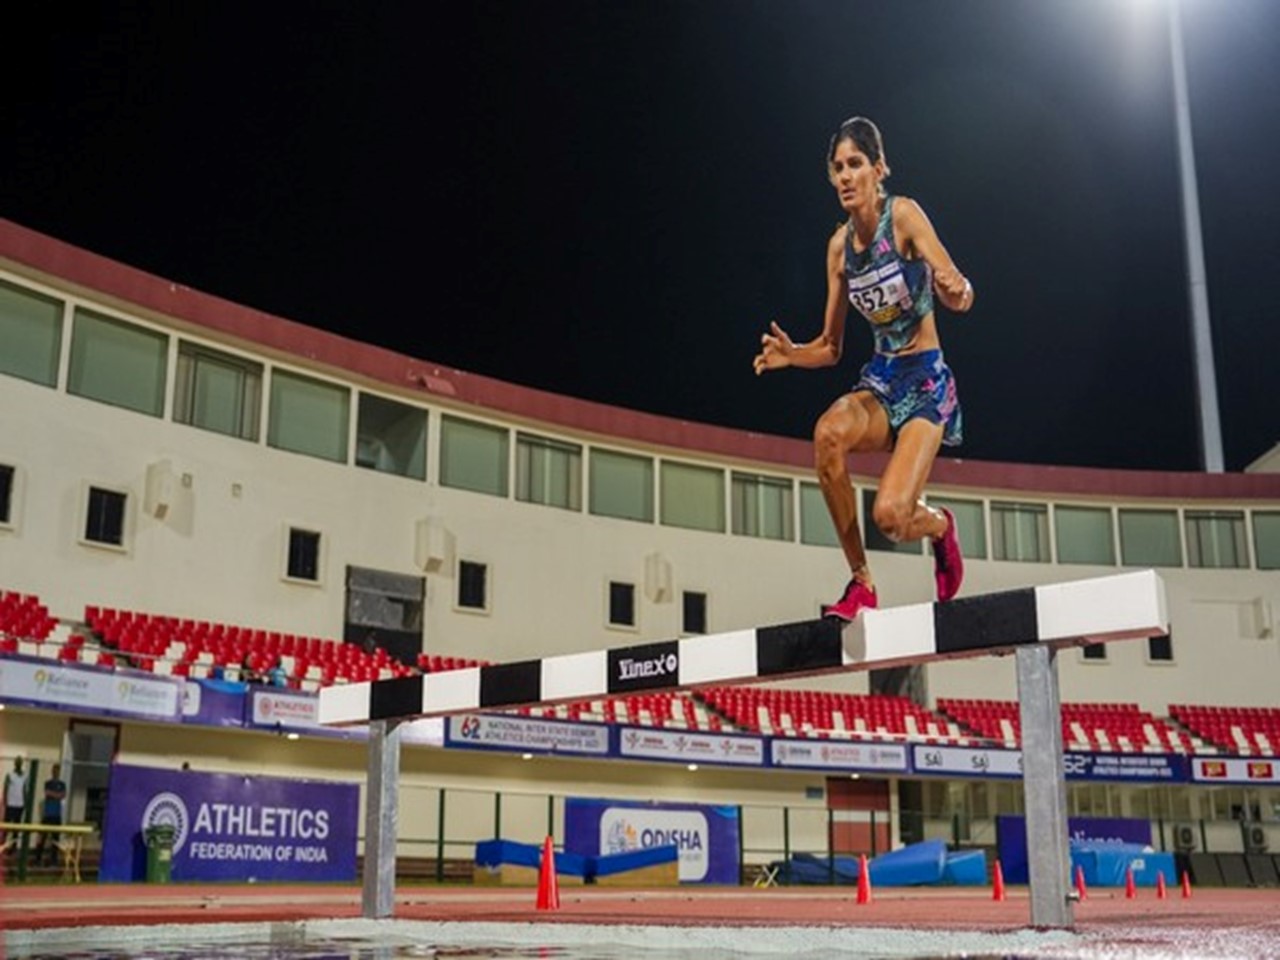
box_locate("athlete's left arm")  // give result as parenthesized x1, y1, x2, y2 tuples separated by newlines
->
(895, 198, 974, 313)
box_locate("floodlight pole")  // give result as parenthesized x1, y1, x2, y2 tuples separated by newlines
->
(1169, 0, 1224, 473)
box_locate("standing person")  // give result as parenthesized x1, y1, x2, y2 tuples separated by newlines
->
(34, 762, 66, 867)
(3, 756, 28, 846)
(753, 116, 973, 621)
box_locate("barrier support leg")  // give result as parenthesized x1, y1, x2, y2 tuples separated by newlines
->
(362, 718, 402, 919)
(1016, 644, 1074, 928)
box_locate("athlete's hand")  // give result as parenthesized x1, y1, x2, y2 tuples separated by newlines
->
(753, 322, 795, 375)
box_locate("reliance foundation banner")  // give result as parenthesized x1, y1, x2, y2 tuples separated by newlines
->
(99, 763, 358, 882)
(564, 797, 740, 884)
(996, 814, 1153, 885)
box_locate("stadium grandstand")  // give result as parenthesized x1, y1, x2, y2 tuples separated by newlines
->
(1, 217, 1278, 888)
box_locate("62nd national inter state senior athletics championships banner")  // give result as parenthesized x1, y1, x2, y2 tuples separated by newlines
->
(99, 763, 358, 882)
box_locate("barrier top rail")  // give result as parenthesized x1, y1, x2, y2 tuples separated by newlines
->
(318, 570, 1167, 728)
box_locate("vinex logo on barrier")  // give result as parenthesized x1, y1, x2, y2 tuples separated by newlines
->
(617, 652, 678, 681)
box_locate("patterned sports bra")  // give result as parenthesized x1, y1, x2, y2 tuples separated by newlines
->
(844, 196, 933, 355)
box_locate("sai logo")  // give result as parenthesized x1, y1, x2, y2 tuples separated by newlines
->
(141, 791, 191, 854)
(459, 716, 483, 740)
(34, 668, 48, 689)
(604, 818, 638, 854)
(117, 680, 131, 700)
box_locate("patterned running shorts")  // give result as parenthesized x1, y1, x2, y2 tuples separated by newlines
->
(853, 349, 963, 447)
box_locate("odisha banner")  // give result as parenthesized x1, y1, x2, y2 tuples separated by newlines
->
(564, 797, 740, 884)
(99, 763, 358, 882)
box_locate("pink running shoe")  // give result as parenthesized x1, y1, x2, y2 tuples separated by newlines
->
(821, 578, 878, 622)
(932, 507, 964, 602)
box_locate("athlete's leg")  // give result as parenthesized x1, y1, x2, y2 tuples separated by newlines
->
(871, 417, 948, 544)
(813, 391, 893, 582)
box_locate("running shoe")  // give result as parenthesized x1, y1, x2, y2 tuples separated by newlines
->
(932, 507, 964, 602)
(821, 578, 878, 622)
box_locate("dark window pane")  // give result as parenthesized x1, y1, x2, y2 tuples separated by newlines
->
(682, 591, 707, 634)
(287, 529, 321, 581)
(1147, 634, 1173, 662)
(1082, 643, 1107, 661)
(609, 581, 635, 627)
(85, 487, 126, 545)
(459, 561, 488, 610)
(0, 465, 13, 524)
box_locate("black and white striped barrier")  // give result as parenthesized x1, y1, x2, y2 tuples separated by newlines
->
(319, 570, 1167, 727)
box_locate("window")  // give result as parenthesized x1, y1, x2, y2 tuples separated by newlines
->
(458, 560, 489, 611)
(682, 591, 707, 635)
(1254, 512, 1280, 571)
(174, 342, 262, 441)
(1147, 633, 1173, 662)
(83, 486, 127, 548)
(862, 488, 921, 554)
(440, 416, 509, 497)
(0, 280, 62, 387)
(608, 581, 636, 628)
(991, 501, 1049, 562)
(661, 461, 724, 532)
(356, 393, 427, 480)
(68, 309, 167, 417)
(799, 482, 839, 547)
(589, 449, 653, 523)
(268, 370, 350, 463)
(285, 527, 322, 582)
(0, 464, 12, 526)
(732, 472, 793, 541)
(1118, 509, 1182, 567)
(516, 433, 581, 510)
(1054, 505, 1115, 566)
(1185, 511, 1248, 569)
(1081, 643, 1107, 662)
(927, 497, 986, 560)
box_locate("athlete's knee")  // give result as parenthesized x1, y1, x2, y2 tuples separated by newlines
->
(813, 411, 860, 480)
(872, 492, 912, 542)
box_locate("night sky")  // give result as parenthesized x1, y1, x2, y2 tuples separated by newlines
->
(5, 1, 1279, 472)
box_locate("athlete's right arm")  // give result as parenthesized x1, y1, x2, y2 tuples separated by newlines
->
(753, 230, 848, 375)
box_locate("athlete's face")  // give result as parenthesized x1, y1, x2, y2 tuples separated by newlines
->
(829, 139, 882, 211)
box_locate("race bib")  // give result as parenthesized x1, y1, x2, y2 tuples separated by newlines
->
(848, 262, 910, 326)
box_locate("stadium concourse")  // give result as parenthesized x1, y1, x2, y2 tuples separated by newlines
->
(1, 219, 1279, 951)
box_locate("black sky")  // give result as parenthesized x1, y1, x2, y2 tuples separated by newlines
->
(5, 1, 1279, 472)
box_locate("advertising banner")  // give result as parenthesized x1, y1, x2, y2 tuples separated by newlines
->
(0, 656, 181, 721)
(618, 727, 764, 766)
(1191, 756, 1280, 784)
(564, 797, 739, 884)
(182, 678, 248, 727)
(912, 746, 1190, 783)
(447, 714, 610, 756)
(912, 744, 1022, 778)
(772, 738, 909, 773)
(99, 763, 358, 882)
(997, 815, 1153, 884)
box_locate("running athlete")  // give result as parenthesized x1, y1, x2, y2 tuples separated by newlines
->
(752, 116, 973, 621)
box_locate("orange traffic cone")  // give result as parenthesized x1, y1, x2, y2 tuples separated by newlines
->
(535, 835, 560, 911)
(1156, 872, 1167, 899)
(856, 853, 872, 904)
(992, 859, 1006, 902)
(1124, 865, 1136, 899)
(1074, 865, 1088, 901)
(1181, 870, 1193, 899)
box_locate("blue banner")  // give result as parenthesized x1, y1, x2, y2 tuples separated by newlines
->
(564, 797, 739, 884)
(996, 815, 1153, 885)
(99, 763, 358, 882)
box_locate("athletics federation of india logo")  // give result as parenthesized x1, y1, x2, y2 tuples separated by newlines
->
(141, 791, 191, 853)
